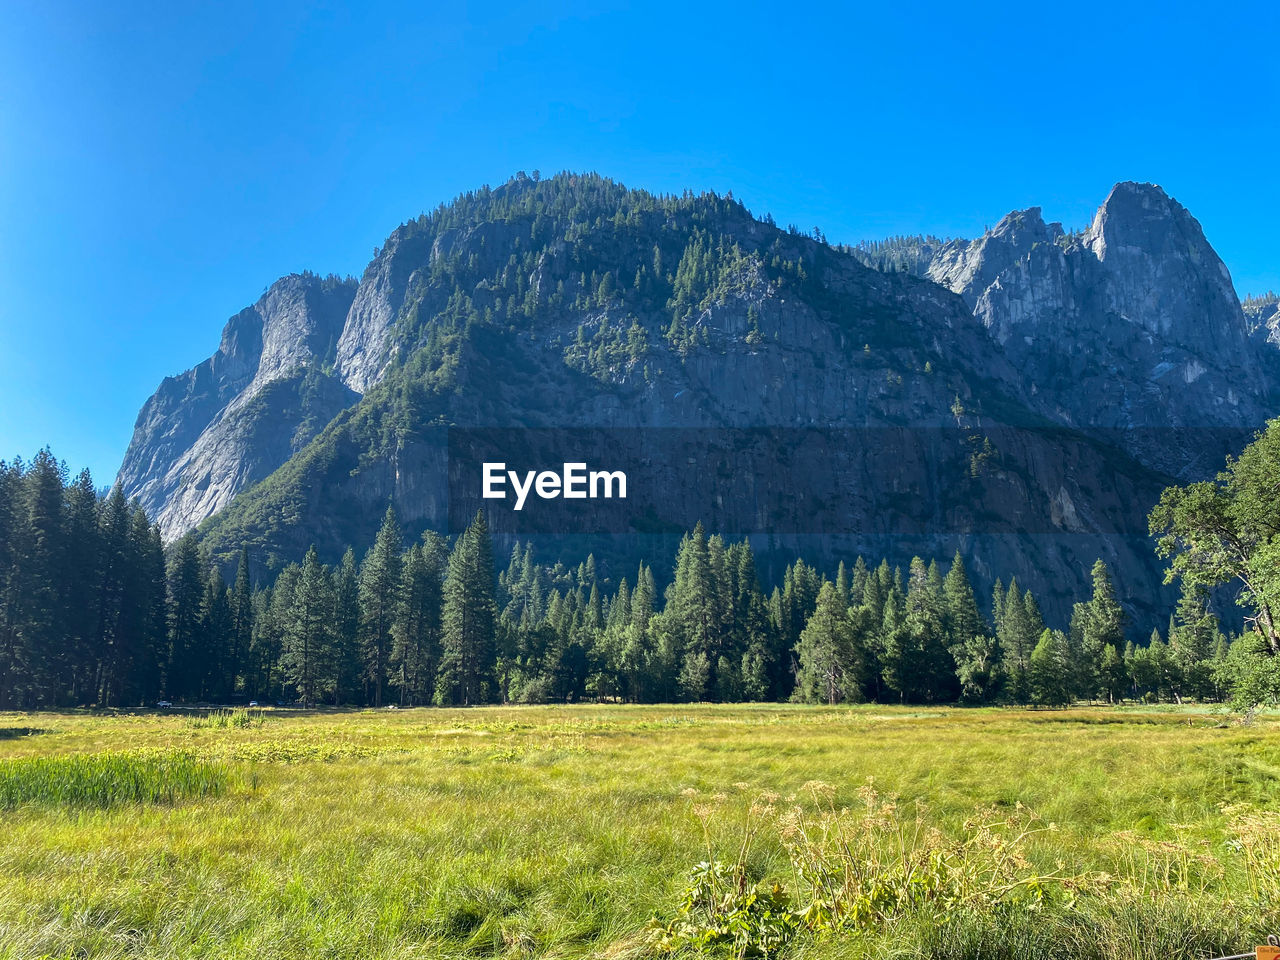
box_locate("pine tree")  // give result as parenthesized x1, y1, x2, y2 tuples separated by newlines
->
(921, 559, 959, 701)
(1168, 586, 1218, 702)
(14, 450, 68, 705)
(281, 546, 332, 707)
(200, 567, 233, 700)
(64, 468, 101, 703)
(794, 581, 859, 704)
(879, 590, 912, 702)
(946, 553, 999, 702)
(391, 534, 446, 705)
(998, 579, 1034, 704)
(0, 459, 21, 708)
(436, 511, 497, 705)
(165, 533, 205, 701)
(664, 524, 721, 700)
(229, 547, 253, 699)
(331, 548, 362, 704)
(1030, 629, 1073, 707)
(359, 506, 403, 707)
(257, 567, 297, 702)
(1080, 560, 1127, 702)
(92, 485, 131, 706)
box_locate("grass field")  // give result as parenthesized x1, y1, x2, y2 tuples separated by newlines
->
(0, 705, 1277, 959)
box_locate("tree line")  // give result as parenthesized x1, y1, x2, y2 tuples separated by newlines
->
(4, 442, 1274, 710)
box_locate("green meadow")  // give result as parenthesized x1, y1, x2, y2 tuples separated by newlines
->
(0, 705, 1277, 960)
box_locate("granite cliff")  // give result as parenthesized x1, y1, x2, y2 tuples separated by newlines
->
(116, 272, 357, 539)
(116, 175, 1278, 627)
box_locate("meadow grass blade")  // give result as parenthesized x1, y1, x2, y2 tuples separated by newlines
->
(0, 751, 229, 809)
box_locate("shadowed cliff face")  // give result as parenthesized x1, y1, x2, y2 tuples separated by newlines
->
(116, 175, 1276, 627)
(116, 273, 357, 538)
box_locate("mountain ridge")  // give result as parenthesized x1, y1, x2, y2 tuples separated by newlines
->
(115, 174, 1278, 627)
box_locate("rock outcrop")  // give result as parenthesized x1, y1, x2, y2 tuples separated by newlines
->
(921, 183, 1270, 476)
(116, 273, 357, 538)
(1246, 295, 1280, 347)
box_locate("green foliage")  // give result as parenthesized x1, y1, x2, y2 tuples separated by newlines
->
(655, 780, 1096, 957)
(185, 707, 265, 729)
(360, 507, 403, 707)
(1151, 417, 1280, 707)
(1030, 629, 1074, 707)
(0, 439, 1265, 713)
(792, 581, 860, 705)
(652, 859, 798, 957)
(436, 511, 498, 706)
(0, 751, 229, 808)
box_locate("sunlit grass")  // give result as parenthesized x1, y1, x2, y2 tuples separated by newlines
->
(0, 704, 1276, 959)
(0, 751, 230, 809)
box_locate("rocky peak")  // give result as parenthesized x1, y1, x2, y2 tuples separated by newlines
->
(1082, 182, 1248, 345)
(870, 181, 1276, 477)
(926, 207, 1063, 308)
(117, 272, 358, 538)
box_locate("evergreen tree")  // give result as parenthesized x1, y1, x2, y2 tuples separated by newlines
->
(793, 580, 859, 704)
(997, 580, 1035, 704)
(14, 450, 67, 705)
(1079, 560, 1128, 702)
(879, 589, 911, 702)
(229, 547, 253, 699)
(391, 535, 446, 705)
(331, 548, 363, 704)
(281, 546, 332, 706)
(359, 506, 403, 707)
(200, 567, 233, 700)
(92, 485, 131, 706)
(1030, 629, 1073, 707)
(663, 524, 722, 700)
(165, 533, 205, 701)
(63, 468, 101, 703)
(436, 511, 498, 705)
(0, 459, 21, 708)
(1168, 586, 1218, 702)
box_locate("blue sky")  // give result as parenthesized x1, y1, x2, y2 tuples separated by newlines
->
(2, 0, 1277, 485)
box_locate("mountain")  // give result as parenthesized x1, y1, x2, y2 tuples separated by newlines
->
(117, 272, 358, 539)
(116, 174, 1278, 627)
(868, 183, 1270, 477)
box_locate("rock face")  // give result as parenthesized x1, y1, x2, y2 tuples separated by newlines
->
(920, 183, 1271, 476)
(117, 273, 358, 538)
(1246, 295, 1280, 347)
(117, 175, 1277, 627)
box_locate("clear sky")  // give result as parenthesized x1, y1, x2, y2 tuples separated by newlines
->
(2, 0, 1277, 485)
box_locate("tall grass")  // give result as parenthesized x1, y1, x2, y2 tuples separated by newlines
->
(655, 780, 1280, 957)
(0, 705, 1276, 959)
(185, 707, 265, 729)
(0, 751, 230, 808)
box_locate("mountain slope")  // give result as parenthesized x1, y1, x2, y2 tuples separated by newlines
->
(117, 272, 358, 538)
(117, 174, 1276, 626)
